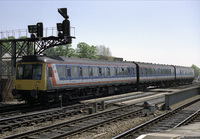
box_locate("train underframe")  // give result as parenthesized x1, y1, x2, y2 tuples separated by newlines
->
(13, 78, 194, 105)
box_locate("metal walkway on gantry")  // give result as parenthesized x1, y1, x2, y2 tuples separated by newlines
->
(0, 28, 75, 79)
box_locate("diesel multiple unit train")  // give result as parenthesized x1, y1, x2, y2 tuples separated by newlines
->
(12, 55, 194, 104)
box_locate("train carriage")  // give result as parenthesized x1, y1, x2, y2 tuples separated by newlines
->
(136, 63, 175, 89)
(13, 55, 138, 103)
(175, 66, 194, 84)
(12, 55, 195, 104)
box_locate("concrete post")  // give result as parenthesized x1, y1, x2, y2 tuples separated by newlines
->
(101, 101, 105, 110)
(88, 107, 93, 114)
(93, 102, 97, 113)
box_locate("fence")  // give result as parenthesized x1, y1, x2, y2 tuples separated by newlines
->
(0, 27, 75, 39)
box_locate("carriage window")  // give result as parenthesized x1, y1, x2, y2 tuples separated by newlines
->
(48, 67, 52, 77)
(124, 67, 129, 75)
(79, 67, 82, 77)
(120, 68, 124, 75)
(32, 65, 42, 80)
(116, 68, 121, 75)
(132, 68, 135, 75)
(102, 67, 105, 76)
(24, 64, 32, 79)
(143, 68, 147, 75)
(128, 68, 131, 75)
(139, 68, 142, 75)
(152, 69, 156, 75)
(83, 67, 89, 77)
(58, 66, 66, 78)
(147, 69, 151, 75)
(161, 69, 164, 75)
(17, 64, 42, 80)
(93, 67, 98, 77)
(16, 64, 23, 79)
(107, 68, 110, 76)
(71, 67, 78, 78)
(99, 67, 102, 76)
(110, 67, 115, 76)
(67, 67, 71, 78)
(89, 67, 92, 77)
(115, 68, 118, 76)
(171, 69, 174, 74)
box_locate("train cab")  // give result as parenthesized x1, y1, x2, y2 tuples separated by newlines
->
(12, 55, 47, 103)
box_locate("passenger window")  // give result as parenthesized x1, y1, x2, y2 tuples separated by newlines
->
(143, 68, 147, 76)
(71, 67, 78, 78)
(139, 68, 143, 75)
(16, 64, 24, 79)
(93, 67, 98, 77)
(115, 68, 118, 76)
(110, 67, 115, 76)
(89, 67, 92, 77)
(102, 67, 105, 76)
(58, 66, 66, 78)
(153, 69, 156, 75)
(171, 69, 174, 74)
(132, 68, 135, 75)
(48, 67, 52, 77)
(124, 68, 128, 75)
(147, 69, 151, 75)
(121, 68, 124, 75)
(67, 67, 71, 78)
(107, 68, 110, 76)
(83, 67, 89, 77)
(116, 68, 119, 75)
(99, 68, 102, 76)
(79, 67, 82, 77)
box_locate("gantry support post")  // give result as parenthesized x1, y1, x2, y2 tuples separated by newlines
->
(11, 41, 16, 77)
(0, 42, 2, 79)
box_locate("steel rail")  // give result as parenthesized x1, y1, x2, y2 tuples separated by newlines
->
(50, 109, 142, 139)
(0, 104, 88, 133)
(173, 109, 200, 128)
(3, 103, 142, 139)
(112, 97, 200, 139)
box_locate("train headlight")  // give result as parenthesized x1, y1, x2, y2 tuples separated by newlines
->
(17, 84, 20, 88)
(35, 84, 38, 89)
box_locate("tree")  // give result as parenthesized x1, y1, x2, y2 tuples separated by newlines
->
(0, 36, 34, 56)
(96, 45, 113, 60)
(191, 64, 200, 78)
(76, 42, 98, 59)
(44, 44, 76, 57)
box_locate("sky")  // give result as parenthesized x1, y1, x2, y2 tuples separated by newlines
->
(0, 0, 200, 67)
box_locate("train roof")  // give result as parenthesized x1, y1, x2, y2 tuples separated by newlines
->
(17, 55, 136, 66)
(17, 55, 192, 69)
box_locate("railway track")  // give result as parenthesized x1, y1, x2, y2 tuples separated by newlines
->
(0, 91, 162, 133)
(3, 103, 143, 139)
(0, 103, 28, 115)
(0, 99, 86, 118)
(112, 98, 200, 139)
(0, 103, 89, 134)
(0, 89, 171, 138)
